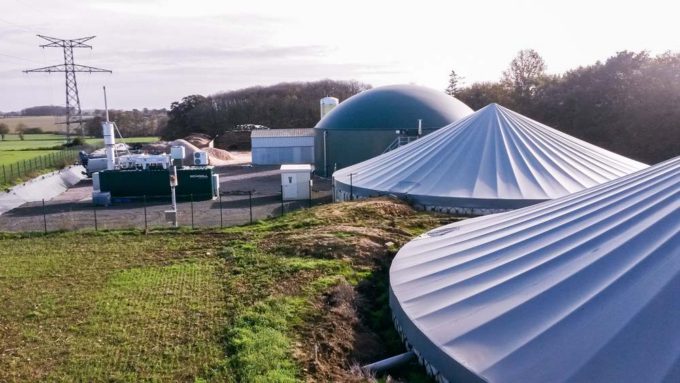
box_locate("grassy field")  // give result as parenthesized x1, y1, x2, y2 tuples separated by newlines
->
(0, 199, 456, 382)
(0, 150, 61, 165)
(0, 116, 62, 133)
(0, 133, 158, 188)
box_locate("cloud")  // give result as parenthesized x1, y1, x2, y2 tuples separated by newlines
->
(111, 45, 331, 65)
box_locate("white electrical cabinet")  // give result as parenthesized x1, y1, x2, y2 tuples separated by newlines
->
(281, 164, 313, 201)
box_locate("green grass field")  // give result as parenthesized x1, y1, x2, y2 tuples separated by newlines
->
(0, 134, 158, 152)
(0, 133, 158, 188)
(0, 199, 452, 382)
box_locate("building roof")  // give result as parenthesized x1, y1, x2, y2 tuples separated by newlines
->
(251, 128, 315, 138)
(280, 164, 313, 171)
(314, 84, 473, 131)
(390, 156, 680, 383)
(333, 104, 647, 210)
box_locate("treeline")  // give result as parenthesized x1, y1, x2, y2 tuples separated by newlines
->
(160, 79, 371, 140)
(85, 109, 167, 138)
(0, 105, 68, 117)
(451, 50, 680, 164)
(21, 105, 68, 116)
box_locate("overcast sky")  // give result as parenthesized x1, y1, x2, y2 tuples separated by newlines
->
(1, 0, 679, 111)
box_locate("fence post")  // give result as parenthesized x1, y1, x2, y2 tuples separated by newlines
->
(93, 203, 98, 231)
(143, 195, 148, 232)
(190, 194, 194, 229)
(42, 199, 47, 234)
(2, 164, 5, 184)
(249, 191, 253, 224)
(308, 180, 312, 208)
(219, 193, 223, 228)
(280, 185, 285, 216)
(350, 173, 353, 201)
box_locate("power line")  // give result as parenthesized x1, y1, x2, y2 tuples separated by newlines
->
(24, 35, 112, 140)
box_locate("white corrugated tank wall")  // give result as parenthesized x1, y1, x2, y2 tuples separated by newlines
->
(252, 136, 315, 165)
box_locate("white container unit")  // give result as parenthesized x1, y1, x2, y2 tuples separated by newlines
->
(281, 164, 313, 201)
(194, 151, 209, 166)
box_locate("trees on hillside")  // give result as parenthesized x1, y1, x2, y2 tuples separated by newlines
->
(160, 79, 371, 140)
(455, 50, 680, 164)
(20, 105, 68, 116)
(84, 109, 167, 138)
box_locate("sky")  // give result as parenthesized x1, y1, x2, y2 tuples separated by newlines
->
(1, 0, 679, 111)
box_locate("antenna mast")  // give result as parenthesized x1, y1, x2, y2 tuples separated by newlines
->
(24, 35, 112, 141)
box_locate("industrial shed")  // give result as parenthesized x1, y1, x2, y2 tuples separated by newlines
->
(314, 84, 473, 176)
(251, 128, 315, 165)
(390, 156, 680, 383)
(334, 103, 647, 215)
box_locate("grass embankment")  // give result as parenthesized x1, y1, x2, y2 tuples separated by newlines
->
(0, 198, 458, 382)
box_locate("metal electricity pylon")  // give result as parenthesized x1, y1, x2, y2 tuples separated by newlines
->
(24, 35, 112, 140)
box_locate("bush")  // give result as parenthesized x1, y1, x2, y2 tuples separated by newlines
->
(22, 127, 43, 134)
(65, 137, 86, 147)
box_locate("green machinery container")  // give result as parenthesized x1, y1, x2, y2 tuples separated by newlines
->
(98, 167, 218, 200)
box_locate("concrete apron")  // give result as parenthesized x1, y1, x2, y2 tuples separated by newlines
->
(0, 165, 86, 215)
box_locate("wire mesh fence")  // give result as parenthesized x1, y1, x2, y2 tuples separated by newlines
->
(0, 189, 331, 234)
(0, 149, 79, 186)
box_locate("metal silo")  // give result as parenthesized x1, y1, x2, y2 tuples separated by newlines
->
(320, 96, 339, 119)
(314, 84, 474, 177)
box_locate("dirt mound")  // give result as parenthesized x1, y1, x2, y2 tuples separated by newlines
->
(307, 197, 417, 225)
(142, 139, 233, 166)
(184, 133, 213, 148)
(264, 225, 406, 265)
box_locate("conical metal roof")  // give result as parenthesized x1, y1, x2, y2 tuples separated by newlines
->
(390, 156, 680, 383)
(334, 104, 647, 214)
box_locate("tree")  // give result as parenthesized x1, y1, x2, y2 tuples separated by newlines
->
(0, 123, 8, 140)
(445, 70, 465, 97)
(502, 49, 547, 99)
(16, 123, 27, 140)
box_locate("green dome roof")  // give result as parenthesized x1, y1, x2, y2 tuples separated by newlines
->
(314, 84, 473, 131)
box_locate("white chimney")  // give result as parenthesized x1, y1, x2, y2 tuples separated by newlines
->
(102, 86, 115, 170)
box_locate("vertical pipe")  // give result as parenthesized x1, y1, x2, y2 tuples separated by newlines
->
(323, 130, 328, 177)
(42, 199, 47, 233)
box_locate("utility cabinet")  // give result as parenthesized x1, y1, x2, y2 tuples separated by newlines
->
(281, 164, 313, 201)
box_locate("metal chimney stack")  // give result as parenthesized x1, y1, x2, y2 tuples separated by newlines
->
(102, 86, 116, 170)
